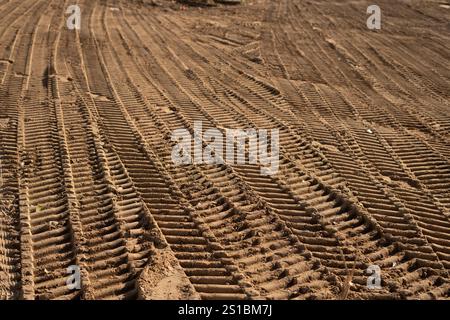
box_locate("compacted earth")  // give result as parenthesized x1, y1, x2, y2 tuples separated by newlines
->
(0, 0, 449, 299)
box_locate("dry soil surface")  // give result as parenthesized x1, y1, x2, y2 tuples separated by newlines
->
(0, 0, 449, 300)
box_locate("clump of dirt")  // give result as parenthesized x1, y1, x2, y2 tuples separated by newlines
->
(137, 249, 200, 300)
(0, 117, 10, 130)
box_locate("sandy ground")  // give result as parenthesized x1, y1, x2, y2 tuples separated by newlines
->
(0, 0, 449, 300)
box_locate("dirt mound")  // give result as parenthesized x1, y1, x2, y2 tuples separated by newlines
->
(137, 249, 199, 300)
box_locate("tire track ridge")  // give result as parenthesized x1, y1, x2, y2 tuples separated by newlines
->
(85, 1, 249, 299)
(63, 0, 163, 299)
(146, 48, 406, 296)
(369, 128, 450, 222)
(97, 33, 255, 301)
(110, 7, 402, 298)
(102, 4, 340, 298)
(117, 7, 428, 296)
(284, 0, 444, 140)
(311, 116, 450, 293)
(50, 5, 95, 297)
(324, 33, 450, 139)
(336, 122, 448, 272)
(15, 0, 52, 299)
(15, 0, 77, 299)
(99, 39, 333, 298)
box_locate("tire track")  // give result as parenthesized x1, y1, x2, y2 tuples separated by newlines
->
(0, 0, 55, 300)
(1, 0, 449, 300)
(98, 3, 340, 299)
(54, 0, 181, 299)
(153, 0, 450, 298)
(16, 0, 87, 299)
(110, 1, 424, 298)
(79, 0, 251, 300)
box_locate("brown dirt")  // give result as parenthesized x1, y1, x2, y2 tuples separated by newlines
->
(137, 249, 200, 300)
(0, 0, 449, 300)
